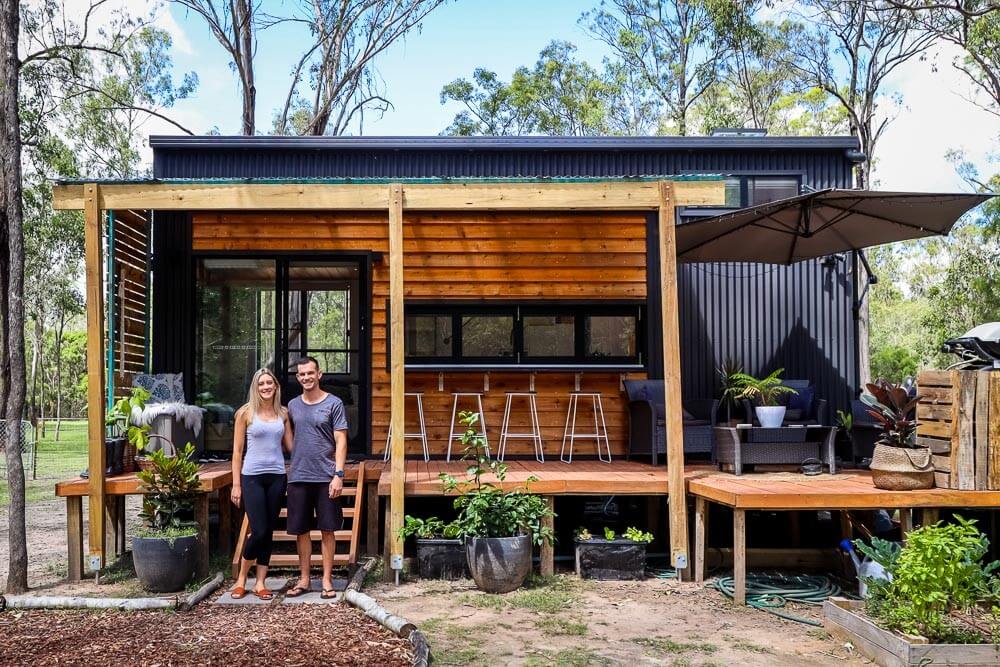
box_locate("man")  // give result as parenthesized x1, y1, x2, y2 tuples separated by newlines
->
(284, 356, 349, 599)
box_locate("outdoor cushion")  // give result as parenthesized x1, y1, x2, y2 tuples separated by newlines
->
(133, 373, 185, 404)
(784, 408, 804, 421)
(624, 380, 666, 419)
(787, 386, 815, 413)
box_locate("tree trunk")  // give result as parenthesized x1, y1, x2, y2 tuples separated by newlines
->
(233, 0, 255, 135)
(28, 314, 41, 424)
(54, 310, 64, 441)
(1, 0, 29, 594)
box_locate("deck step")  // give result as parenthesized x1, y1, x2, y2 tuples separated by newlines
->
(267, 554, 351, 567)
(272, 530, 352, 542)
(279, 507, 355, 519)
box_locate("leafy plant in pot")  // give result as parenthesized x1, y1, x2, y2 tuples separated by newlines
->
(134, 443, 201, 592)
(716, 357, 744, 424)
(441, 411, 554, 594)
(399, 516, 467, 580)
(727, 368, 798, 428)
(104, 387, 152, 474)
(861, 380, 932, 490)
(574, 526, 653, 580)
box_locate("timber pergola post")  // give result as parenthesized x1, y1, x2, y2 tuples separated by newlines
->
(658, 181, 689, 576)
(388, 183, 406, 582)
(83, 183, 107, 570)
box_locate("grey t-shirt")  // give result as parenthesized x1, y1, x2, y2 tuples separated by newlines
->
(287, 394, 348, 483)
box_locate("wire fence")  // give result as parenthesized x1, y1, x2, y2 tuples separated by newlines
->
(0, 419, 35, 480)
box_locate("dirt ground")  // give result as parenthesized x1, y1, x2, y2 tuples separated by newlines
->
(369, 575, 873, 666)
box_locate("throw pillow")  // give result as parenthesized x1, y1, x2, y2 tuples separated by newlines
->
(787, 386, 814, 414)
(133, 373, 185, 404)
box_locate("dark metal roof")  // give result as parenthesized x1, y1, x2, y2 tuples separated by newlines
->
(150, 134, 860, 151)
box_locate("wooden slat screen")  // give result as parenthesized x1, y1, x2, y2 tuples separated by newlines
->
(111, 209, 150, 399)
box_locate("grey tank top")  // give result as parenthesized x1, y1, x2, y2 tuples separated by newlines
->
(241, 415, 287, 476)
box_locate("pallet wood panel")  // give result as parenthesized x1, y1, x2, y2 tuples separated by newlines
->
(193, 210, 648, 457)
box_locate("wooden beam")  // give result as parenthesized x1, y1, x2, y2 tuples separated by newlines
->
(694, 496, 708, 584)
(66, 496, 83, 581)
(84, 183, 106, 568)
(658, 181, 689, 571)
(991, 374, 1000, 490)
(733, 508, 747, 605)
(388, 183, 406, 577)
(540, 496, 555, 576)
(52, 180, 725, 211)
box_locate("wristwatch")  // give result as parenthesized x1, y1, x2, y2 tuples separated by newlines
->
(333, 469, 345, 479)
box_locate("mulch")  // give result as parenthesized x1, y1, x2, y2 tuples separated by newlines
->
(0, 603, 413, 666)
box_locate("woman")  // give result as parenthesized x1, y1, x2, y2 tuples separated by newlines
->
(230, 368, 293, 600)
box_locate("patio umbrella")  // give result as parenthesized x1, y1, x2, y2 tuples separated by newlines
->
(675, 189, 994, 264)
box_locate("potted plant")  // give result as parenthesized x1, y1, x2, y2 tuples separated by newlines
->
(825, 517, 1000, 664)
(105, 387, 153, 473)
(399, 515, 468, 580)
(716, 357, 743, 424)
(441, 411, 554, 594)
(727, 368, 798, 428)
(574, 526, 653, 580)
(861, 380, 933, 490)
(134, 443, 201, 592)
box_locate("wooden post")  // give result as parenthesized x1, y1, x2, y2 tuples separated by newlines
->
(694, 496, 708, 584)
(366, 482, 380, 557)
(540, 496, 555, 576)
(921, 508, 940, 527)
(990, 374, 1000, 490)
(733, 508, 746, 605)
(658, 181, 688, 573)
(975, 371, 990, 490)
(899, 509, 913, 540)
(66, 496, 83, 581)
(388, 183, 406, 579)
(84, 184, 106, 569)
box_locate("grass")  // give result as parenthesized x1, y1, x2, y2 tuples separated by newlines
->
(723, 635, 773, 654)
(420, 617, 487, 666)
(524, 647, 612, 666)
(535, 616, 588, 636)
(0, 420, 88, 505)
(630, 637, 719, 655)
(459, 574, 580, 614)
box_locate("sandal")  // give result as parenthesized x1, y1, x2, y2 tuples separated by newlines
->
(320, 589, 337, 600)
(230, 586, 247, 600)
(255, 588, 274, 600)
(286, 585, 310, 598)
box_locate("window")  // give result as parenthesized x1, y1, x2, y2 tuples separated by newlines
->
(690, 175, 802, 211)
(402, 303, 643, 367)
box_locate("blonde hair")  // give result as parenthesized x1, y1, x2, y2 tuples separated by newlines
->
(243, 368, 284, 424)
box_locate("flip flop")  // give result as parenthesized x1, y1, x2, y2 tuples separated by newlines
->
(320, 589, 337, 600)
(254, 588, 274, 600)
(230, 586, 247, 600)
(285, 585, 310, 598)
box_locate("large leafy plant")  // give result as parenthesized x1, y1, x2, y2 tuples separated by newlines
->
(857, 516, 1000, 643)
(726, 368, 798, 407)
(716, 356, 743, 421)
(399, 515, 461, 540)
(106, 386, 153, 451)
(137, 443, 201, 534)
(860, 380, 920, 449)
(440, 412, 554, 545)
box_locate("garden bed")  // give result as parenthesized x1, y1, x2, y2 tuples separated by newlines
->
(0, 602, 412, 666)
(824, 598, 1000, 667)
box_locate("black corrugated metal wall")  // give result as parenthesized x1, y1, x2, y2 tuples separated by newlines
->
(151, 140, 859, 417)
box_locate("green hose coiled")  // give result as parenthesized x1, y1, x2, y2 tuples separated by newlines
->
(708, 572, 843, 626)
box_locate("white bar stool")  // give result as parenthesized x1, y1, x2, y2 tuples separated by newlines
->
(384, 392, 429, 462)
(498, 392, 544, 462)
(447, 392, 489, 461)
(560, 392, 612, 464)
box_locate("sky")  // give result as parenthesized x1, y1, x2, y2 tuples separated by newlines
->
(135, 0, 999, 193)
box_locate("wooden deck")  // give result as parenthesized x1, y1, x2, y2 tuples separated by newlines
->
(375, 460, 682, 496)
(686, 470, 1000, 510)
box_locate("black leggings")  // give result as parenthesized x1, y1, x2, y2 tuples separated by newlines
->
(241, 472, 287, 567)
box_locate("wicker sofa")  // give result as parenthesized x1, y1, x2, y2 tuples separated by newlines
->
(623, 380, 719, 464)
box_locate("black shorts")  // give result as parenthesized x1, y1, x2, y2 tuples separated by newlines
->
(285, 482, 344, 535)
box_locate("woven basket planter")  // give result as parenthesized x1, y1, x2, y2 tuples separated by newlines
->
(870, 444, 934, 490)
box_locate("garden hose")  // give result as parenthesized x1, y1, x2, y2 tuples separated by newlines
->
(645, 557, 678, 579)
(708, 572, 843, 626)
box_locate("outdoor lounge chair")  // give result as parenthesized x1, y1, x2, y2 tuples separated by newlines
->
(623, 380, 719, 464)
(849, 398, 880, 465)
(740, 378, 828, 426)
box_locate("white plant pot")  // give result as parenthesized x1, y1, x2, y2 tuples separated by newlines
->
(755, 405, 786, 428)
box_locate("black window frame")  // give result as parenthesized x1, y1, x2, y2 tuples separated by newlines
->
(395, 301, 646, 370)
(680, 173, 804, 217)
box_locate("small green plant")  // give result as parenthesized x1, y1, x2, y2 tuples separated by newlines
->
(861, 380, 920, 449)
(624, 526, 654, 543)
(441, 412, 554, 545)
(399, 515, 460, 540)
(716, 356, 743, 421)
(858, 516, 1000, 643)
(835, 409, 853, 433)
(574, 527, 592, 541)
(137, 443, 201, 534)
(726, 368, 797, 407)
(106, 386, 153, 451)
(603, 526, 616, 540)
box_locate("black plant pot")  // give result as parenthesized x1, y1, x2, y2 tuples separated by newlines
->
(574, 539, 647, 580)
(105, 437, 125, 476)
(132, 534, 198, 592)
(465, 535, 532, 594)
(416, 538, 468, 580)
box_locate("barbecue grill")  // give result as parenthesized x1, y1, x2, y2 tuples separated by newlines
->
(942, 322, 1000, 370)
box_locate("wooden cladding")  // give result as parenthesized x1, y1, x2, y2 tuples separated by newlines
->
(110, 210, 150, 398)
(917, 369, 1000, 490)
(192, 210, 649, 457)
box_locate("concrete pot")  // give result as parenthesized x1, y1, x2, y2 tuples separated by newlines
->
(416, 538, 469, 580)
(465, 535, 532, 594)
(132, 534, 197, 592)
(870, 444, 934, 490)
(755, 405, 786, 428)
